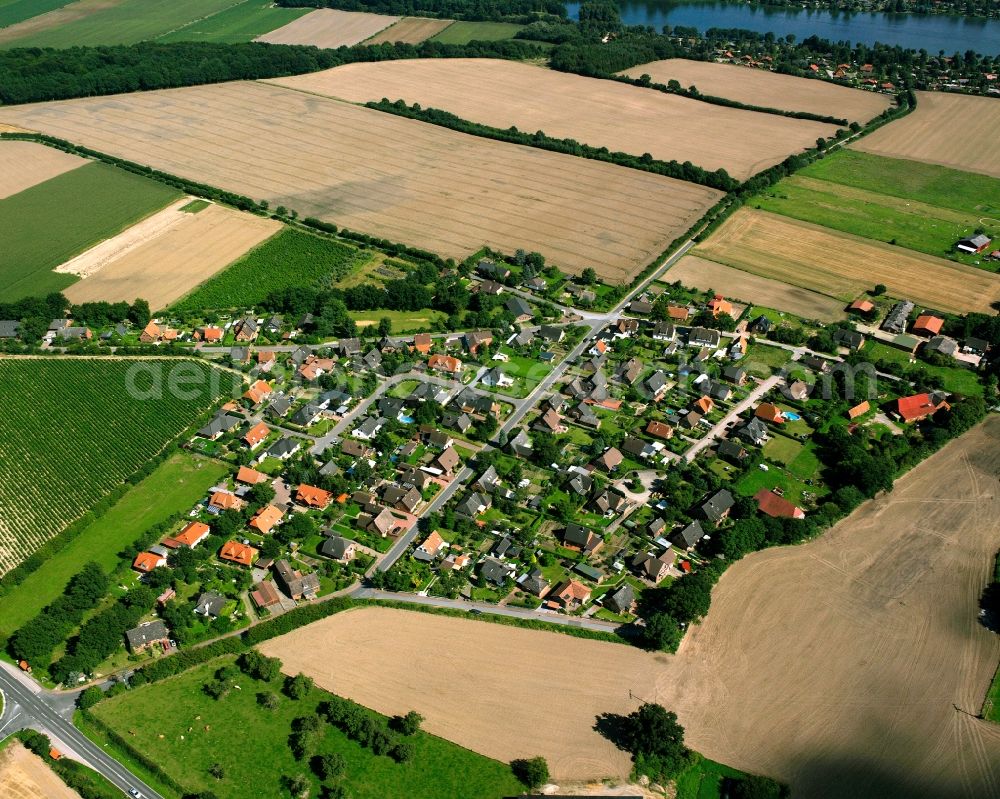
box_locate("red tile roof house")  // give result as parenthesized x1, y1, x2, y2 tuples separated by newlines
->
(896, 393, 950, 423)
(164, 521, 210, 549)
(755, 403, 785, 424)
(132, 551, 167, 573)
(296, 483, 332, 509)
(911, 314, 944, 337)
(754, 489, 806, 519)
(551, 579, 592, 611)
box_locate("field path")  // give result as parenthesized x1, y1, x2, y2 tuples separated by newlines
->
(260, 418, 1000, 796)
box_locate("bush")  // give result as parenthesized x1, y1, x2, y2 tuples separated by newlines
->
(511, 756, 549, 789)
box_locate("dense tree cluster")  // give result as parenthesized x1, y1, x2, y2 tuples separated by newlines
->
(597, 703, 691, 783)
(319, 696, 416, 762)
(18, 730, 121, 799)
(8, 562, 109, 666)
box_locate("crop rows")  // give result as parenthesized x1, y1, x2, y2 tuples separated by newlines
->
(0, 359, 230, 574)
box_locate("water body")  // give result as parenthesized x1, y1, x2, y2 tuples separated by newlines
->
(565, 1, 1000, 54)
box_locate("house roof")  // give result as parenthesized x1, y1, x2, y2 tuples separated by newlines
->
(417, 531, 446, 557)
(435, 446, 461, 472)
(913, 315, 944, 335)
(754, 489, 805, 519)
(702, 489, 735, 522)
(194, 591, 227, 617)
(755, 403, 784, 423)
(321, 536, 355, 560)
(236, 466, 267, 485)
(850, 299, 875, 313)
(210, 491, 241, 511)
(174, 521, 210, 547)
(672, 520, 704, 549)
(848, 401, 870, 419)
(297, 483, 332, 508)
(606, 584, 635, 614)
(250, 504, 284, 533)
(125, 621, 169, 651)
(428, 354, 462, 372)
(597, 447, 623, 470)
(244, 422, 270, 447)
(897, 393, 948, 422)
(220, 540, 258, 567)
(554, 579, 591, 603)
(132, 552, 164, 572)
(646, 420, 673, 439)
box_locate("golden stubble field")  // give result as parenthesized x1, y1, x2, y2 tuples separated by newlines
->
(0, 81, 722, 282)
(270, 58, 839, 181)
(364, 16, 453, 44)
(260, 418, 1000, 797)
(854, 90, 1000, 178)
(693, 209, 1000, 313)
(255, 8, 399, 47)
(0, 741, 80, 799)
(667, 254, 846, 321)
(60, 201, 281, 308)
(0, 140, 86, 199)
(621, 59, 892, 123)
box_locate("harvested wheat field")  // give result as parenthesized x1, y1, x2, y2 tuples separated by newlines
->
(259, 606, 656, 781)
(655, 416, 1000, 799)
(693, 209, 1000, 313)
(0, 81, 721, 281)
(668, 254, 846, 321)
(0, 140, 86, 200)
(364, 16, 453, 44)
(60, 200, 281, 308)
(854, 91, 1000, 178)
(620, 59, 891, 123)
(261, 419, 1000, 797)
(0, 741, 80, 799)
(269, 58, 838, 180)
(255, 8, 398, 47)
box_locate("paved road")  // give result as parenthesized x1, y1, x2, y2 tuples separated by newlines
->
(352, 588, 622, 632)
(0, 662, 163, 798)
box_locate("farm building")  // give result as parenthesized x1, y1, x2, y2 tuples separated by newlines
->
(896, 392, 950, 423)
(912, 314, 944, 337)
(955, 234, 992, 254)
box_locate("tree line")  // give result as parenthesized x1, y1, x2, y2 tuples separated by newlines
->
(275, 0, 566, 21)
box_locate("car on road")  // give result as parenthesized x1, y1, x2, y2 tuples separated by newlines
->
(468, 608, 483, 615)
(129, 789, 142, 798)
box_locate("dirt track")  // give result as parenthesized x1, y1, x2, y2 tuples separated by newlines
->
(0, 81, 720, 281)
(260, 418, 1000, 796)
(854, 91, 1000, 178)
(0, 741, 80, 799)
(0, 140, 86, 200)
(621, 59, 891, 123)
(255, 9, 398, 47)
(271, 58, 838, 181)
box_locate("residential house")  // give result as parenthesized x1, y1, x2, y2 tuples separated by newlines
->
(320, 536, 356, 563)
(617, 318, 640, 337)
(434, 446, 461, 475)
(645, 370, 668, 401)
(849, 299, 875, 315)
(219, 540, 258, 567)
(671, 520, 704, 551)
(132, 551, 166, 573)
(680, 410, 702, 430)
(383, 484, 421, 513)
(629, 299, 653, 314)
(834, 329, 865, 351)
(0, 321, 21, 339)
(646, 420, 673, 440)
(229, 346, 251, 365)
(701, 489, 735, 523)
(534, 407, 565, 433)
(198, 412, 241, 441)
(665, 305, 690, 321)
(591, 488, 627, 515)
(882, 301, 914, 334)
(194, 591, 227, 618)
(362, 349, 382, 371)
(251, 581, 282, 609)
(506, 296, 533, 322)
(754, 489, 805, 519)
(210, 490, 242, 512)
(925, 336, 958, 358)
(707, 294, 733, 318)
(57, 327, 91, 341)
(297, 484, 332, 509)
(290, 403, 323, 428)
(787, 380, 810, 401)
(848, 401, 871, 419)
(139, 321, 163, 343)
(523, 276, 547, 292)
(912, 314, 944, 337)
(717, 439, 748, 463)
(736, 418, 770, 445)
(464, 330, 494, 354)
(621, 436, 655, 460)
(243, 380, 273, 406)
(572, 404, 601, 429)
(477, 259, 511, 280)
(264, 437, 300, 461)
(563, 523, 603, 554)
(442, 410, 473, 434)
(457, 492, 491, 518)
(694, 395, 714, 415)
(412, 332, 432, 354)
(550, 579, 591, 610)
(482, 367, 513, 388)
(243, 422, 270, 449)
(479, 557, 512, 585)
(749, 314, 773, 334)
(168, 521, 210, 549)
(125, 621, 170, 654)
(338, 338, 362, 357)
(755, 403, 785, 424)
(428, 353, 463, 374)
(342, 439, 370, 458)
(476, 279, 505, 296)
(250, 505, 284, 534)
(519, 569, 550, 598)
(233, 316, 258, 342)
(723, 366, 747, 385)
(353, 416, 384, 441)
(537, 325, 565, 344)
(689, 327, 721, 348)
(896, 392, 950, 423)
(474, 466, 501, 494)
(273, 559, 320, 600)
(630, 550, 675, 583)
(266, 395, 292, 420)
(414, 531, 447, 562)
(595, 446, 623, 472)
(801, 355, 830, 373)
(366, 508, 402, 537)
(605, 584, 636, 615)
(509, 429, 533, 458)
(650, 320, 675, 341)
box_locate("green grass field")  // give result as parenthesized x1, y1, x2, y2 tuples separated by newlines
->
(430, 21, 522, 44)
(0, 0, 243, 47)
(762, 435, 801, 466)
(676, 755, 753, 799)
(89, 656, 524, 799)
(0, 161, 180, 301)
(158, 0, 310, 44)
(983, 665, 1000, 723)
(0, 451, 227, 641)
(756, 150, 1000, 267)
(348, 308, 446, 334)
(863, 341, 984, 397)
(172, 228, 363, 313)
(0, 359, 235, 578)
(0, 0, 75, 27)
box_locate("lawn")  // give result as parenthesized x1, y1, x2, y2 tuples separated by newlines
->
(863, 342, 984, 397)
(0, 161, 181, 301)
(735, 465, 823, 505)
(0, 0, 243, 47)
(756, 150, 1000, 268)
(172, 228, 362, 313)
(0, 0, 74, 27)
(743, 343, 794, 378)
(0, 359, 235, 579)
(0, 451, 227, 641)
(430, 21, 523, 44)
(158, 0, 310, 43)
(762, 435, 802, 466)
(675, 755, 753, 799)
(349, 308, 446, 334)
(88, 655, 523, 799)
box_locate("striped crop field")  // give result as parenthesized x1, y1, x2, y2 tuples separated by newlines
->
(0, 358, 236, 574)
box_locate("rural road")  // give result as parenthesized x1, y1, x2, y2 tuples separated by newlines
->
(0, 662, 163, 799)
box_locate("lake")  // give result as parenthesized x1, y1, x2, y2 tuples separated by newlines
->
(565, 1, 1000, 54)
